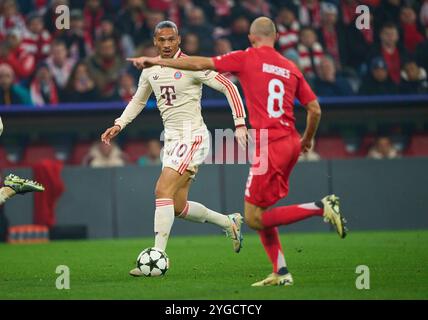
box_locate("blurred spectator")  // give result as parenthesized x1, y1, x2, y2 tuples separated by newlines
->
(371, 23, 408, 85)
(146, 0, 171, 12)
(116, 0, 145, 45)
(135, 10, 166, 45)
(45, 40, 76, 92)
(182, 33, 201, 55)
(30, 63, 59, 106)
(137, 139, 162, 166)
(367, 136, 400, 159)
(196, 0, 234, 27)
(0, 63, 31, 105)
(63, 62, 99, 102)
(359, 57, 399, 95)
(0, 39, 22, 80)
(297, 27, 324, 79)
(58, 9, 91, 61)
(83, 0, 105, 47)
(399, 60, 428, 94)
(276, 5, 300, 55)
(317, 2, 346, 69)
(0, 0, 26, 38)
(182, 7, 214, 54)
(298, 0, 321, 28)
(85, 36, 126, 100)
(415, 27, 428, 72)
(227, 16, 250, 50)
(4, 28, 36, 79)
(313, 56, 354, 96)
(21, 12, 52, 63)
(421, 0, 428, 27)
(214, 37, 232, 56)
(345, 11, 375, 70)
(400, 6, 424, 54)
(283, 48, 301, 70)
(127, 42, 158, 81)
(117, 72, 136, 102)
(298, 138, 320, 161)
(213, 37, 238, 84)
(375, 0, 402, 30)
(339, 0, 359, 26)
(95, 15, 134, 59)
(234, 0, 271, 21)
(85, 141, 127, 167)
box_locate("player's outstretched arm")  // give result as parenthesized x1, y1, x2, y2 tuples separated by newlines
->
(300, 100, 321, 153)
(127, 56, 215, 71)
(101, 71, 153, 145)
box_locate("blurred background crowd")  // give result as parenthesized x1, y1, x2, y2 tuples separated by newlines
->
(0, 0, 428, 107)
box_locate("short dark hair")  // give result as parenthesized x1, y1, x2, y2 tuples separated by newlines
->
(154, 21, 178, 35)
(381, 22, 398, 31)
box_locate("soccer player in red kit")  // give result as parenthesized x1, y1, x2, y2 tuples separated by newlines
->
(129, 17, 347, 286)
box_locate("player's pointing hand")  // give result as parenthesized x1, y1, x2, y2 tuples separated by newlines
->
(127, 56, 161, 69)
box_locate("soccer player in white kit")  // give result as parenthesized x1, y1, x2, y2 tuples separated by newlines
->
(0, 117, 45, 205)
(101, 21, 248, 277)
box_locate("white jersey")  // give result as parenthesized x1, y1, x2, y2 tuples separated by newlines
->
(115, 49, 246, 138)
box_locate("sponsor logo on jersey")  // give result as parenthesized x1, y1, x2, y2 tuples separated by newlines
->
(174, 71, 182, 79)
(262, 63, 290, 79)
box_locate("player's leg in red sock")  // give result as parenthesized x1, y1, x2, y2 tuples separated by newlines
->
(261, 201, 324, 228)
(258, 227, 289, 275)
(245, 202, 289, 275)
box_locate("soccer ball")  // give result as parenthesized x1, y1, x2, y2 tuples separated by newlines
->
(136, 248, 169, 277)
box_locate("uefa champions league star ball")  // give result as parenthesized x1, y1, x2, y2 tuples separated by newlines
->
(136, 248, 169, 276)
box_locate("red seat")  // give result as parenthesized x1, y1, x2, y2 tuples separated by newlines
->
(20, 143, 57, 166)
(0, 146, 13, 168)
(69, 141, 93, 165)
(315, 136, 350, 159)
(357, 134, 376, 157)
(123, 140, 147, 163)
(405, 134, 428, 156)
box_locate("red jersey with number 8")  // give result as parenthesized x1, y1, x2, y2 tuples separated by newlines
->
(212, 46, 317, 142)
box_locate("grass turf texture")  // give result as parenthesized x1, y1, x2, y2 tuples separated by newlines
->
(0, 230, 427, 300)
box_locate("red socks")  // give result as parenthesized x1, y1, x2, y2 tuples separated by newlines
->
(258, 227, 288, 274)
(261, 202, 323, 229)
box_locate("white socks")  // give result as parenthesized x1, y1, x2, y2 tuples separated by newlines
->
(154, 199, 230, 252)
(178, 201, 230, 229)
(154, 198, 175, 252)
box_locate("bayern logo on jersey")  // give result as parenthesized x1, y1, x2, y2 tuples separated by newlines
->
(174, 71, 182, 79)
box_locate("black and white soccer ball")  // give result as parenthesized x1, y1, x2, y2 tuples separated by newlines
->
(136, 248, 169, 277)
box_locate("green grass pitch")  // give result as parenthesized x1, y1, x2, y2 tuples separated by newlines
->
(1, 230, 427, 300)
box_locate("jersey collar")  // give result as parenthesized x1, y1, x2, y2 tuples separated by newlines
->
(173, 48, 183, 59)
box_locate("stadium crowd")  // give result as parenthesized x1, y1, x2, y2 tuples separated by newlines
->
(0, 0, 428, 107)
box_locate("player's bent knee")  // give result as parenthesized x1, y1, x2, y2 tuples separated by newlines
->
(174, 204, 186, 216)
(154, 183, 175, 199)
(245, 214, 263, 230)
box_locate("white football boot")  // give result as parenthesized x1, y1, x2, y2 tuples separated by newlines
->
(224, 213, 243, 253)
(251, 272, 294, 287)
(321, 194, 348, 238)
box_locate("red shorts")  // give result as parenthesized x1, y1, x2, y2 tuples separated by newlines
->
(244, 132, 301, 208)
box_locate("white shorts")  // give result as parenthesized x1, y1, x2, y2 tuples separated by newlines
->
(162, 127, 210, 177)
